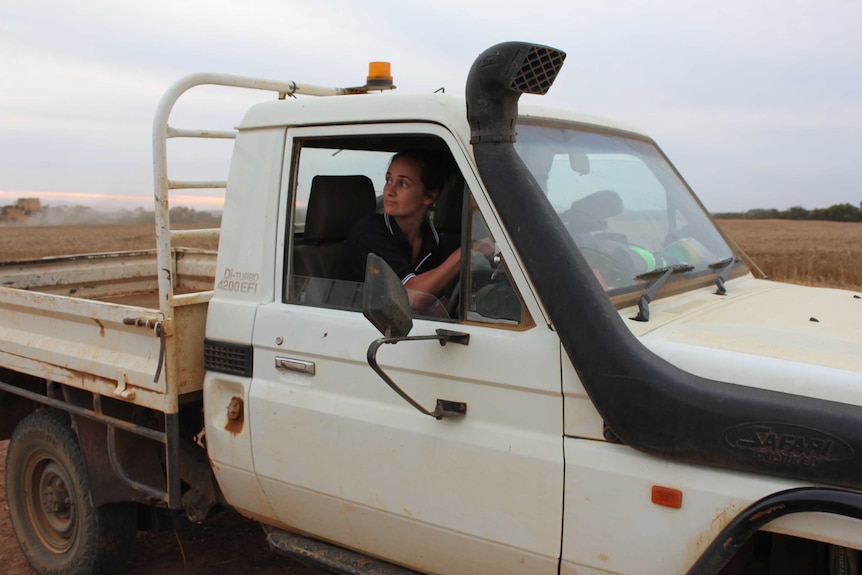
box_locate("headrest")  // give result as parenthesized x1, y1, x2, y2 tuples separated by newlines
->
(304, 175, 376, 242)
(566, 189, 623, 232)
(431, 173, 465, 234)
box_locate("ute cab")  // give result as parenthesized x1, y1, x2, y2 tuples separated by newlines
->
(198, 43, 862, 574)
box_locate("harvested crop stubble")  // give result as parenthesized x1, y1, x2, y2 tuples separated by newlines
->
(718, 219, 862, 291)
(0, 223, 219, 261)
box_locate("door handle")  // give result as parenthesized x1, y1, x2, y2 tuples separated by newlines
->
(275, 357, 316, 375)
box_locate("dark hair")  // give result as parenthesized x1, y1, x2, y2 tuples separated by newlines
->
(390, 149, 449, 194)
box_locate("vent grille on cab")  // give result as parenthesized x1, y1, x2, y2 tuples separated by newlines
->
(204, 339, 253, 377)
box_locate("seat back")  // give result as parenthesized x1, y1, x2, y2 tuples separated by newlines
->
(429, 171, 465, 257)
(293, 175, 376, 281)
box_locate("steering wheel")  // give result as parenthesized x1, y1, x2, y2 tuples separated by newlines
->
(445, 265, 498, 319)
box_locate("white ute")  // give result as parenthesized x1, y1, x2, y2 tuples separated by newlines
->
(2, 41, 861, 575)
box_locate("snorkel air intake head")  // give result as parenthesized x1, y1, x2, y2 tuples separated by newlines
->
(466, 42, 566, 145)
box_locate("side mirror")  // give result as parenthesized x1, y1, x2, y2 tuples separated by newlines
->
(363, 253, 413, 338)
(361, 253, 469, 420)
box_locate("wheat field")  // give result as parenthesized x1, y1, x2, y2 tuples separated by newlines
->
(718, 219, 862, 291)
(0, 220, 860, 291)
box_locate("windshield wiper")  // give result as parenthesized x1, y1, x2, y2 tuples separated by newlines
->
(709, 257, 737, 295)
(631, 264, 694, 322)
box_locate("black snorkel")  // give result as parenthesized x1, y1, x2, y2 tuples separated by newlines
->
(466, 41, 862, 491)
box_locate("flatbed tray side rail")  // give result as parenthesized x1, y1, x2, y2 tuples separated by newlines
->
(151, 71, 350, 311)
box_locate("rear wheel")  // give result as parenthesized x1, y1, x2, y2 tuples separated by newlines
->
(5, 409, 137, 575)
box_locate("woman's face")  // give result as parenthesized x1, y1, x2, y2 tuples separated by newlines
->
(383, 156, 436, 220)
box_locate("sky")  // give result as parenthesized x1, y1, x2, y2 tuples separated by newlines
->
(1, 0, 861, 214)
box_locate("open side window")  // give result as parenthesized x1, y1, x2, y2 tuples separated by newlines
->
(283, 132, 531, 328)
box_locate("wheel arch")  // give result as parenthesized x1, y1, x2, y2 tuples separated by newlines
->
(688, 487, 862, 574)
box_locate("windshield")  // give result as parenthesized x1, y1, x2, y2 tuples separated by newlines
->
(514, 122, 734, 293)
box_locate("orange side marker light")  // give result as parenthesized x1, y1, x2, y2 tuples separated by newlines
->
(652, 485, 683, 509)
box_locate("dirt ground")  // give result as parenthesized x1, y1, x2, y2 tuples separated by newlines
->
(0, 223, 218, 261)
(0, 440, 322, 575)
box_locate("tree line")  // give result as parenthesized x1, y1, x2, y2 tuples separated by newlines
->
(713, 202, 862, 222)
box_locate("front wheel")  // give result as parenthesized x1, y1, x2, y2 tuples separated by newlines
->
(5, 409, 137, 575)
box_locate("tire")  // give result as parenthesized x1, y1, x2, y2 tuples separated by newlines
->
(5, 409, 137, 575)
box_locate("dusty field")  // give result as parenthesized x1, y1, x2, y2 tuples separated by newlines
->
(1, 219, 860, 290)
(0, 223, 218, 261)
(0, 219, 859, 573)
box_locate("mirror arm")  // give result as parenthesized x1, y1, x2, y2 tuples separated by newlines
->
(366, 329, 469, 420)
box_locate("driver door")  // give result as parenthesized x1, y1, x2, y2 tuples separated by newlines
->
(248, 125, 564, 574)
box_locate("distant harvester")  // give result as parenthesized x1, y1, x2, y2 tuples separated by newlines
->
(0, 198, 43, 222)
